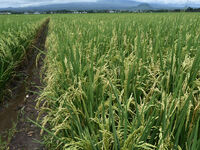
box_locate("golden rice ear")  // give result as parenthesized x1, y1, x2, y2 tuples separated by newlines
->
(35, 14, 200, 150)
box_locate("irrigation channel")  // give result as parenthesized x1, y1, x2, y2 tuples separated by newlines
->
(0, 18, 49, 149)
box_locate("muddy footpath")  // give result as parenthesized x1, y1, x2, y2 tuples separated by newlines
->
(0, 18, 50, 150)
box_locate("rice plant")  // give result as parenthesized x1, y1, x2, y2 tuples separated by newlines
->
(0, 15, 46, 101)
(37, 13, 200, 150)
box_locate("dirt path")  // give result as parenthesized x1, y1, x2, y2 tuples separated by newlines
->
(6, 18, 50, 150)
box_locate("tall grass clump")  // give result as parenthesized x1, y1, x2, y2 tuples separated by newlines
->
(37, 13, 200, 150)
(0, 15, 46, 102)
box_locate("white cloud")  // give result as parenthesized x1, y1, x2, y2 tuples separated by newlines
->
(136, 0, 200, 4)
(0, 0, 200, 8)
(0, 0, 96, 8)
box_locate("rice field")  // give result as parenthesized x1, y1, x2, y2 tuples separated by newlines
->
(36, 13, 200, 150)
(0, 15, 46, 101)
(0, 13, 199, 149)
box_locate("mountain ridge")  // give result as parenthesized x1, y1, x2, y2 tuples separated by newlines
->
(0, 1, 199, 12)
(0, 1, 145, 11)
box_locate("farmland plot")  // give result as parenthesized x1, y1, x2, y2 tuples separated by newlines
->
(0, 15, 46, 101)
(37, 13, 200, 149)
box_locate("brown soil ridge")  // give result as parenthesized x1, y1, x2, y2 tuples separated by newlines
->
(7, 18, 50, 150)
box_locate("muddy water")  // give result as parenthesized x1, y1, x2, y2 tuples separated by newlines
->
(0, 18, 49, 139)
(0, 85, 26, 134)
(0, 57, 36, 137)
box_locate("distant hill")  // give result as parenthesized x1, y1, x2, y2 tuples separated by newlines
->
(98, 0, 140, 6)
(1, 1, 199, 12)
(0, 1, 144, 12)
(134, 3, 153, 10)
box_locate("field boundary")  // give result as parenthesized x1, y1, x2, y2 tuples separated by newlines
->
(0, 18, 49, 150)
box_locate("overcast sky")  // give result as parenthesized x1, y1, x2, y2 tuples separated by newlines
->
(0, 0, 199, 8)
(138, 0, 200, 4)
(0, 0, 95, 8)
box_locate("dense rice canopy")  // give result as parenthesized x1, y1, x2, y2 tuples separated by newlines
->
(37, 13, 199, 149)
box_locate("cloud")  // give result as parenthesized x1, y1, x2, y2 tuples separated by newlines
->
(0, 0, 96, 8)
(0, 0, 200, 8)
(135, 0, 200, 4)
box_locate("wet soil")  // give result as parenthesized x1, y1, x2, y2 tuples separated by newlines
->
(0, 18, 49, 150)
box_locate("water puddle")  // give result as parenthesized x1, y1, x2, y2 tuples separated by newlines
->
(0, 18, 49, 143)
(0, 58, 35, 138)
